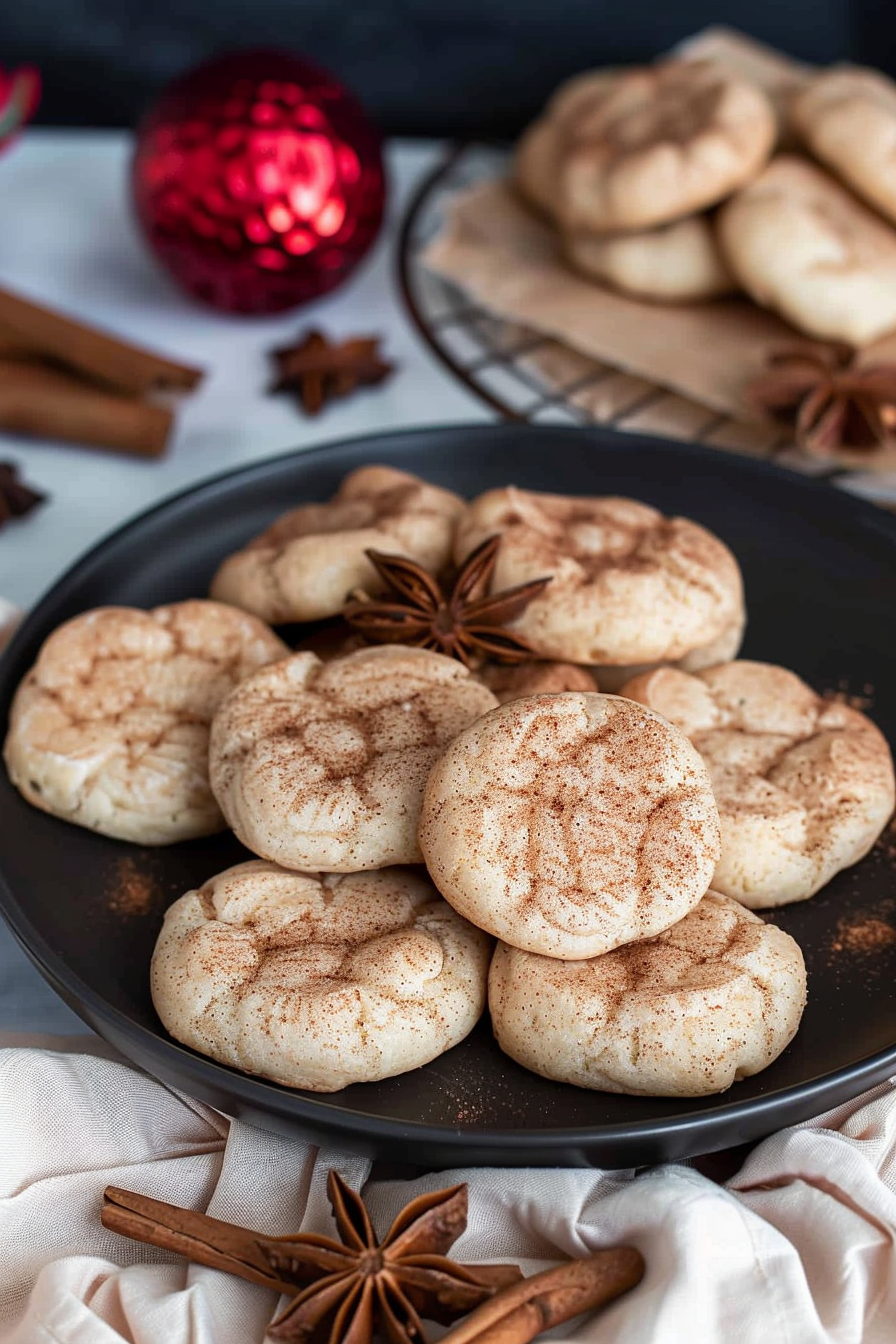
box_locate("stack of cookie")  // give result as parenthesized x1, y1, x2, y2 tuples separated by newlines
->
(516, 56, 896, 348)
(515, 59, 776, 304)
(4, 464, 894, 1100)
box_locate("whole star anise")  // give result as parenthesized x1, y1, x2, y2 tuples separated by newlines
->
(264, 1173, 519, 1343)
(0, 460, 44, 528)
(102, 1175, 522, 1344)
(747, 343, 896, 456)
(270, 330, 394, 415)
(342, 535, 551, 667)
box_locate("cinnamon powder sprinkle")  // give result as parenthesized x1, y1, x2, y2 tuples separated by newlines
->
(108, 856, 159, 916)
(830, 915, 896, 956)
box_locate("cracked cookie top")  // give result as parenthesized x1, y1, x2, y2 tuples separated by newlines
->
(621, 660, 896, 907)
(453, 487, 744, 667)
(209, 465, 465, 624)
(151, 860, 491, 1091)
(418, 691, 720, 959)
(489, 890, 806, 1096)
(2, 601, 288, 844)
(209, 645, 498, 872)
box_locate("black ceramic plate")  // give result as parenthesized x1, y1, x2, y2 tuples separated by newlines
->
(2, 425, 896, 1169)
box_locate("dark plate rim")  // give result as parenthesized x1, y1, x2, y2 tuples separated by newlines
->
(3, 422, 896, 1151)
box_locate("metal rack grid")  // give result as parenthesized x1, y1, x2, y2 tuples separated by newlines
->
(396, 144, 873, 486)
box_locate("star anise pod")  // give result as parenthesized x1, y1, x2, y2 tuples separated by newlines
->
(263, 1172, 520, 1343)
(747, 343, 896, 456)
(102, 1175, 522, 1344)
(0, 460, 44, 528)
(270, 330, 394, 415)
(342, 535, 551, 667)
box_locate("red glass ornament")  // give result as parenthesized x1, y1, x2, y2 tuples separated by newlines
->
(131, 51, 386, 314)
(0, 64, 41, 156)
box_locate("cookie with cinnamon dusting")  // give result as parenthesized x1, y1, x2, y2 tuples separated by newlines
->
(454, 487, 744, 669)
(489, 891, 806, 1096)
(151, 860, 491, 1090)
(3, 602, 287, 844)
(210, 465, 464, 624)
(516, 61, 775, 232)
(419, 692, 720, 959)
(621, 660, 896, 907)
(210, 646, 497, 872)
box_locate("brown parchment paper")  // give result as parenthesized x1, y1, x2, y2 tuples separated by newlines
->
(422, 27, 896, 472)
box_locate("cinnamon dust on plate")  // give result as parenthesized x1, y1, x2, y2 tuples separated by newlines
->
(107, 856, 159, 916)
(830, 915, 896, 956)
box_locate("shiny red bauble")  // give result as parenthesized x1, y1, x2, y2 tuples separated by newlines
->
(132, 51, 386, 314)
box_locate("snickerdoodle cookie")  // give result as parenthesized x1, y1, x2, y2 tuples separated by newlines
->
(419, 692, 720, 959)
(151, 861, 491, 1091)
(210, 465, 464, 624)
(454, 487, 744, 669)
(489, 891, 806, 1096)
(716, 156, 896, 346)
(209, 646, 497, 872)
(3, 602, 287, 844)
(621, 661, 896, 907)
(564, 215, 737, 302)
(791, 66, 896, 227)
(517, 61, 775, 233)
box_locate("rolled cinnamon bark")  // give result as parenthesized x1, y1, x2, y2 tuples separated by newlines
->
(0, 358, 173, 457)
(435, 1250, 645, 1344)
(0, 286, 203, 395)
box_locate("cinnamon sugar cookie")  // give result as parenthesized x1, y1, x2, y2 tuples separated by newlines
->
(478, 660, 597, 704)
(517, 61, 775, 233)
(791, 66, 896, 227)
(716, 156, 896, 346)
(621, 661, 896, 907)
(454, 487, 744, 669)
(489, 891, 806, 1096)
(209, 646, 497, 872)
(3, 602, 288, 844)
(419, 692, 720, 959)
(151, 861, 491, 1091)
(210, 465, 464, 624)
(564, 215, 737, 302)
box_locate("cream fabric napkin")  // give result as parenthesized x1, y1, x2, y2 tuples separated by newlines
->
(2, 1038, 896, 1343)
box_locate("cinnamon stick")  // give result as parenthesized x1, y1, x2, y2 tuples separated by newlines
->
(0, 359, 173, 457)
(101, 1186, 297, 1295)
(435, 1249, 645, 1344)
(0, 286, 203, 396)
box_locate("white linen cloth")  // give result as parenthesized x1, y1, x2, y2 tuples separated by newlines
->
(1, 1039, 895, 1343)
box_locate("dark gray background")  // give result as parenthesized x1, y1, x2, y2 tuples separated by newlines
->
(4, 2, 894, 136)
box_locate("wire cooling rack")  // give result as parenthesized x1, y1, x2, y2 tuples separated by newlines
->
(397, 144, 793, 447)
(396, 143, 896, 508)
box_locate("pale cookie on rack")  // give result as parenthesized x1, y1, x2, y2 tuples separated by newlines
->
(3, 602, 288, 844)
(716, 156, 896, 346)
(791, 66, 896, 227)
(477, 660, 597, 704)
(454, 487, 744, 667)
(564, 214, 737, 302)
(515, 69, 619, 217)
(419, 692, 720, 959)
(620, 660, 896, 907)
(526, 60, 775, 233)
(489, 890, 806, 1097)
(209, 465, 464, 624)
(151, 860, 492, 1091)
(209, 646, 497, 872)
